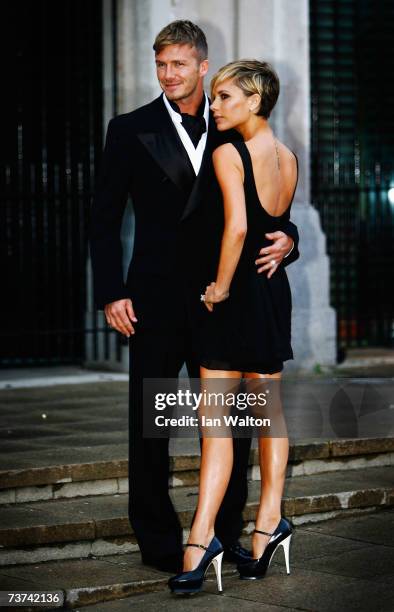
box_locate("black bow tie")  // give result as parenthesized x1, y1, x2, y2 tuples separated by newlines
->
(169, 99, 207, 148)
(179, 113, 206, 148)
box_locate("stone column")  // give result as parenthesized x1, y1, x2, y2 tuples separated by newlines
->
(236, 0, 337, 369)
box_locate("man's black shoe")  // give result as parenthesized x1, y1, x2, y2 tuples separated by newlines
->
(223, 542, 252, 565)
(143, 554, 183, 574)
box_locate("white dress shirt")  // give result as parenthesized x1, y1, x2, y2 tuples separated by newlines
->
(162, 93, 210, 175)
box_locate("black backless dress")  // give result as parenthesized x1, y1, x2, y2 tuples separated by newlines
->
(199, 140, 299, 374)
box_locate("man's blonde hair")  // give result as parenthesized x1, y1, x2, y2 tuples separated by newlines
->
(211, 59, 280, 119)
(153, 20, 208, 61)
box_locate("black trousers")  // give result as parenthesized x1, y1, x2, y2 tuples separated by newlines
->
(128, 326, 252, 565)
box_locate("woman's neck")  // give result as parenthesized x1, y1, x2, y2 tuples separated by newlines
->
(236, 116, 271, 141)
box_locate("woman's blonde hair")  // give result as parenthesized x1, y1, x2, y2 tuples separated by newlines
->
(210, 59, 280, 119)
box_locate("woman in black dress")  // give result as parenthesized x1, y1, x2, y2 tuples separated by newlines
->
(169, 60, 299, 594)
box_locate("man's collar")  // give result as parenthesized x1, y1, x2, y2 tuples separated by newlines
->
(162, 92, 209, 127)
(169, 95, 206, 117)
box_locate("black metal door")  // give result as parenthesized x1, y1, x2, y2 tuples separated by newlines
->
(310, 0, 394, 353)
(1, 1, 103, 366)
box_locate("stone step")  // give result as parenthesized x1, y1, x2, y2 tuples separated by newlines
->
(1, 509, 393, 610)
(0, 548, 240, 609)
(1, 437, 393, 505)
(0, 466, 392, 566)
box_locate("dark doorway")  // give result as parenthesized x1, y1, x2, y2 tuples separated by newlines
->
(1, 1, 104, 366)
(310, 0, 394, 354)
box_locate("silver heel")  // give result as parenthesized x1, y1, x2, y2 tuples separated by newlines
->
(211, 551, 224, 592)
(280, 534, 292, 574)
(239, 517, 293, 580)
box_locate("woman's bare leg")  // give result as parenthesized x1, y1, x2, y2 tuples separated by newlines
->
(244, 371, 289, 559)
(183, 367, 242, 571)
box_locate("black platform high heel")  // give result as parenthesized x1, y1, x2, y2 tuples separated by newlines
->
(238, 517, 293, 580)
(168, 536, 224, 595)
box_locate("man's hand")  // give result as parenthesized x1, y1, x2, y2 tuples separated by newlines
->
(104, 298, 137, 337)
(255, 231, 294, 278)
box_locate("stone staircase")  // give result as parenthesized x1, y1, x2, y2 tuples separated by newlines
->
(0, 380, 393, 608)
(1, 438, 393, 567)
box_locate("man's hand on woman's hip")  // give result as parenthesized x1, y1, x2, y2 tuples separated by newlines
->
(255, 231, 294, 279)
(104, 299, 137, 337)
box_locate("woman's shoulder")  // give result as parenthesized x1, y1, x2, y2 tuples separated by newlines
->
(212, 143, 245, 184)
(212, 142, 238, 159)
(212, 142, 243, 170)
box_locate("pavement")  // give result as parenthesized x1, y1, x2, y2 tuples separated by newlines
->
(86, 512, 394, 612)
(0, 346, 393, 390)
(0, 510, 393, 611)
(0, 366, 128, 390)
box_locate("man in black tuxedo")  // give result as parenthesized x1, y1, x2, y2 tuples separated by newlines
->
(90, 20, 299, 573)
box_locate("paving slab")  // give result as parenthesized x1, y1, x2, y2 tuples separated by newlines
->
(0, 446, 129, 482)
(0, 382, 128, 405)
(273, 528, 368, 564)
(68, 421, 126, 434)
(0, 440, 50, 453)
(27, 433, 129, 449)
(81, 593, 292, 611)
(0, 512, 393, 611)
(2, 412, 119, 426)
(220, 566, 394, 612)
(303, 508, 394, 546)
(0, 399, 127, 414)
(291, 543, 393, 580)
(0, 554, 163, 590)
(0, 425, 71, 440)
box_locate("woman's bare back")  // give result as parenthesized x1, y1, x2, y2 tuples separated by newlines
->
(243, 137, 298, 218)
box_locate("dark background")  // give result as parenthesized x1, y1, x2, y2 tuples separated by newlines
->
(1, 0, 393, 367)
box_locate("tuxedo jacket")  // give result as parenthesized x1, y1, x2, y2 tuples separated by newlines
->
(89, 94, 300, 330)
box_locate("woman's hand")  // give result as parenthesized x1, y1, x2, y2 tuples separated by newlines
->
(201, 282, 229, 312)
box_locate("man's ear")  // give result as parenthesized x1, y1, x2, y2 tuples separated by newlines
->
(199, 59, 209, 77)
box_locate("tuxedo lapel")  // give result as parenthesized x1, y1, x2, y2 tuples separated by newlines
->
(180, 113, 219, 222)
(137, 97, 195, 196)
